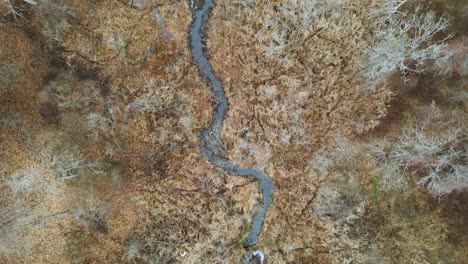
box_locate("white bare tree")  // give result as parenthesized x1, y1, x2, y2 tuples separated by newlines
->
(370, 126, 467, 195)
(364, 3, 452, 90)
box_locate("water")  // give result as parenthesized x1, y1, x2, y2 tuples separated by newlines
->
(189, 0, 275, 248)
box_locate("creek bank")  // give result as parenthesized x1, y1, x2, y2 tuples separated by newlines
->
(188, 0, 275, 249)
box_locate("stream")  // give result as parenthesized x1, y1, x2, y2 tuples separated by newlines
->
(189, 0, 275, 249)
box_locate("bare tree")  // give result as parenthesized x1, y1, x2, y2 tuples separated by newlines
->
(370, 126, 467, 195)
(364, 4, 452, 90)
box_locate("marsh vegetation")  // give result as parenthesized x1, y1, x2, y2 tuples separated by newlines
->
(0, 0, 466, 263)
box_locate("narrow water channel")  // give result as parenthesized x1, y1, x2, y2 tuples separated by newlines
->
(189, 0, 275, 248)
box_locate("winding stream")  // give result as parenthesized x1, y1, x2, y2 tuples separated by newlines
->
(189, 0, 275, 248)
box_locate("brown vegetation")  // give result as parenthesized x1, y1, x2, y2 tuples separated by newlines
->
(0, 0, 466, 263)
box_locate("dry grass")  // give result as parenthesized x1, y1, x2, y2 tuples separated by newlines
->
(1, 0, 250, 263)
(0, 0, 466, 263)
(203, 1, 467, 262)
(206, 1, 391, 261)
(208, 0, 392, 160)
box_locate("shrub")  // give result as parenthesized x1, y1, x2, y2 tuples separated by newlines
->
(434, 40, 468, 76)
(5, 147, 102, 192)
(368, 140, 407, 192)
(450, 88, 468, 103)
(0, 73, 10, 84)
(41, 101, 60, 124)
(125, 91, 161, 113)
(1, 0, 23, 20)
(86, 112, 113, 137)
(50, 147, 102, 181)
(369, 0, 408, 20)
(6, 166, 45, 193)
(0, 0, 36, 20)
